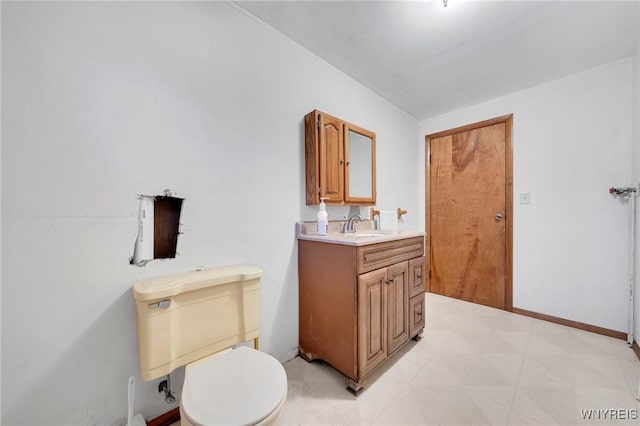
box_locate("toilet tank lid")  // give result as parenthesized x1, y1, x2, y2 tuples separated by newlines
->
(132, 264, 263, 302)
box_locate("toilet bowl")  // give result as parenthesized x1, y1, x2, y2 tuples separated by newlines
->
(132, 265, 287, 426)
(180, 346, 287, 426)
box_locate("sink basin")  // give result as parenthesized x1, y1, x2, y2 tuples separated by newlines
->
(343, 232, 393, 239)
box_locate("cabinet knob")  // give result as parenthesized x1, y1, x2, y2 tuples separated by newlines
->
(386, 279, 394, 285)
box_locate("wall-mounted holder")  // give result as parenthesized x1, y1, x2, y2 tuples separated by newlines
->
(609, 186, 637, 196)
(368, 207, 409, 220)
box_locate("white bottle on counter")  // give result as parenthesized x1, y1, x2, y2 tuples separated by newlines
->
(317, 197, 329, 235)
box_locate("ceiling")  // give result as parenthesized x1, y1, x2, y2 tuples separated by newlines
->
(234, 0, 639, 120)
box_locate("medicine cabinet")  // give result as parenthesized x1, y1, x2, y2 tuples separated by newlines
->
(304, 110, 376, 205)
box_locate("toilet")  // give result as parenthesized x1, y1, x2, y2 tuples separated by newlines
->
(133, 265, 287, 425)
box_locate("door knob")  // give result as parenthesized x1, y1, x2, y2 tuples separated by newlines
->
(495, 213, 503, 222)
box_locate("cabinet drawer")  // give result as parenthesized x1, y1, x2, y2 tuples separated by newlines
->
(409, 293, 425, 338)
(408, 256, 425, 298)
(357, 236, 424, 274)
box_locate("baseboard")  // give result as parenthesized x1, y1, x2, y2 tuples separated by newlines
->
(511, 307, 627, 340)
(632, 341, 640, 361)
(147, 407, 180, 426)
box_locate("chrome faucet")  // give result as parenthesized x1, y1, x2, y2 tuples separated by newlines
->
(342, 214, 362, 233)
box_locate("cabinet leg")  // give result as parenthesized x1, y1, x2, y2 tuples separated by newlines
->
(346, 379, 364, 396)
(412, 333, 423, 342)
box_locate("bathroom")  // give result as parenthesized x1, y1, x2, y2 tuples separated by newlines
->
(2, 1, 639, 425)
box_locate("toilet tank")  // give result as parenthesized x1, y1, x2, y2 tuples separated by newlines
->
(132, 265, 262, 381)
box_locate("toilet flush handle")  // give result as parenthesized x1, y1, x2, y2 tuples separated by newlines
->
(149, 300, 171, 309)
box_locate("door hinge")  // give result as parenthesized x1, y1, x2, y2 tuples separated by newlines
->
(317, 118, 321, 129)
(428, 270, 431, 279)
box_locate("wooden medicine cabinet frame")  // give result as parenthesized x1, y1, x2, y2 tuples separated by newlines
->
(305, 110, 377, 205)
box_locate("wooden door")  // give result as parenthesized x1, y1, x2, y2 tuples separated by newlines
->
(357, 268, 387, 378)
(386, 262, 409, 354)
(426, 115, 513, 310)
(318, 112, 344, 202)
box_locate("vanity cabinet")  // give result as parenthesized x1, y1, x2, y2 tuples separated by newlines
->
(298, 236, 425, 394)
(304, 110, 376, 205)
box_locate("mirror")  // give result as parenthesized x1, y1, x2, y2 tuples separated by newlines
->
(344, 124, 376, 204)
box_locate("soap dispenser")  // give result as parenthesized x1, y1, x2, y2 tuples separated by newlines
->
(317, 198, 329, 235)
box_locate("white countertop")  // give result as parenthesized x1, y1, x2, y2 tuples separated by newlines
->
(296, 221, 425, 246)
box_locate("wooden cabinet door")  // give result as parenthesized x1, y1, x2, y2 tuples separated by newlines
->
(386, 262, 409, 354)
(318, 112, 344, 203)
(408, 256, 425, 298)
(358, 268, 387, 378)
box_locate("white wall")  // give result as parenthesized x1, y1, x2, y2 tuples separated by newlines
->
(1, 2, 419, 425)
(420, 59, 633, 334)
(0, 2, 3, 418)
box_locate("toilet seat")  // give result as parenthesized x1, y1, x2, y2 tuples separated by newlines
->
(181, 346, 287, 426)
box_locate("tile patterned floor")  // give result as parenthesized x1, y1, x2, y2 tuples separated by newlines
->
(279, 292, 640, 425)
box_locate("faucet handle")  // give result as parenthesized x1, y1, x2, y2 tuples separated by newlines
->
(341, 214, 362, 233)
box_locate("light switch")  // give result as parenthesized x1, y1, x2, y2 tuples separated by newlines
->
(519, 192, 531, 204)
